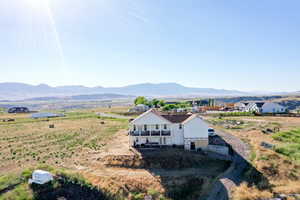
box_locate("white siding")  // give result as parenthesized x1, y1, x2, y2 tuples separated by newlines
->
(261, 102, 286, 113)
(170, 124, 184, 145)
(183, 117, 209, 139)
(132, 111, 170, 125)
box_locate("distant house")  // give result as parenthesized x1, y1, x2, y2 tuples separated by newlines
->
(8, 107, 30, 113)
(128, 104, 150, 113)
(234, 102, 249, 111)
(261, 102, 287, 113)
(129, 109, 209, 151)
(244, 102, 265, 113)
(243, 102, 287, 113)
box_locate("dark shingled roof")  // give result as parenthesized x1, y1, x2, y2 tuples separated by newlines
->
(160, 114, 192, 123)
(255, 102, 265, 108)
(150, 109, 192, 123)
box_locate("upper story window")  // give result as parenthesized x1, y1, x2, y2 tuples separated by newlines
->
(156, 124, 159, 130)
(179, 124, 182, 129)
(163, 124, 167, 129)
(133, 125, 136, 131)
(144, 125, 147, 131)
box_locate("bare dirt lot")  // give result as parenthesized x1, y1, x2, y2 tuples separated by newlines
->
(80, 131, 230, 200)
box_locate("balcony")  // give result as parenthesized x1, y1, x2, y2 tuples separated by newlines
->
(151, 130, 161, 136)
(129, 131, 139, 136)
(161, 130, 171, 136)
(141, 131, 150, 136)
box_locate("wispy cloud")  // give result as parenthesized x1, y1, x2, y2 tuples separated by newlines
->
(127, 10, 149, 23)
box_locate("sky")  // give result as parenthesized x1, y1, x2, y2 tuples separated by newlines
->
(0, 0, 300, 92)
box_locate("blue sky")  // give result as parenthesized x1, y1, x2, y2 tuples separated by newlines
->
(0, 0, 299, 92)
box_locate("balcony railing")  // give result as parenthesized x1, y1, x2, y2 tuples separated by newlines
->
(161, 130, 171, 136)
(141, 131, 150, 136)
(151, 130, 161, 136)
(129, 131, 139, 136)
(129, 130, 171, 136)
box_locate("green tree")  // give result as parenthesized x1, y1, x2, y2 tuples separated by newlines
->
(162, 104, 178, 111)
(151, 99, 160, 108)
(158, 100, 165, 107)
(134, 96, 148, 105)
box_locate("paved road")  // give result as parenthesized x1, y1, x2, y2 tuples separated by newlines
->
(205, 130, 250, 200)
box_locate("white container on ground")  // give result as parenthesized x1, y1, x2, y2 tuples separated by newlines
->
(28, 170, 54, 184)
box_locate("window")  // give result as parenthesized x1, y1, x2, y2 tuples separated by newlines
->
(179, 124, 182, 129)
(164, 124, 167, 129)
(144, 125, 147, 131)
(156, 124, 159, 130)
(133, 125, 136, 131)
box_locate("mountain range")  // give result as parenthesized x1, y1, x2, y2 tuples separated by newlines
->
(0, 82, 293, 101)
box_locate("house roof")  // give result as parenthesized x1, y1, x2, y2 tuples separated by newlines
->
(151, 109, 193, 123)
(130, 109, 171, 124)
(255, 102, 265, 108)
(133, 109, 193, 124)
(160, 113, 192, 123)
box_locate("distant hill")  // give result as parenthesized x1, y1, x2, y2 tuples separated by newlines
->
(0, 82, 255, 100)
(26, 94, 135, 101)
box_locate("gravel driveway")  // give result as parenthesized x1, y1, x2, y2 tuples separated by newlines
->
(205, 130, 251, 200)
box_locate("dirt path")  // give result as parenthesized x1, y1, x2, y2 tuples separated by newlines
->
(205, 130, 250, 200)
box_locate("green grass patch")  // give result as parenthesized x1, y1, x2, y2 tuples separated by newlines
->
(0, 165, 110, 200)
(218, 112, 254, 117)
(273, 129, 300, 161)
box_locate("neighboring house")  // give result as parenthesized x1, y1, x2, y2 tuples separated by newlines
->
(244, 102, 265, 113)
(8, 107, 30, 113)
(128, 104, 148, 113)
(243, 102, 287, 113)
(234, 102, 249, 111)
(128, 104, 150, 113)
(261, 102, 287, 113)
(129, 109, 209, 151)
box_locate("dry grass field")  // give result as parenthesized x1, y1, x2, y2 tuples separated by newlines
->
(0, 107, 230, 200)
(0, 108, 128, 175)
(205, 115, 300, 200)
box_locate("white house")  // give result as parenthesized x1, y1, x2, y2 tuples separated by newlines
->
(261, 102, 287, 113)
(234, 102, 249, 111)
(244, 102, 265, 113)
(129, 109, 209, 151)
(242, 102, 286, 113)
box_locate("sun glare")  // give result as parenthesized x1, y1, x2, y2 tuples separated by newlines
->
(27, 0, 48, 9)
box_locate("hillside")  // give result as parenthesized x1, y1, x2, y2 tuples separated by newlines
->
(0, 82, 248, 100)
